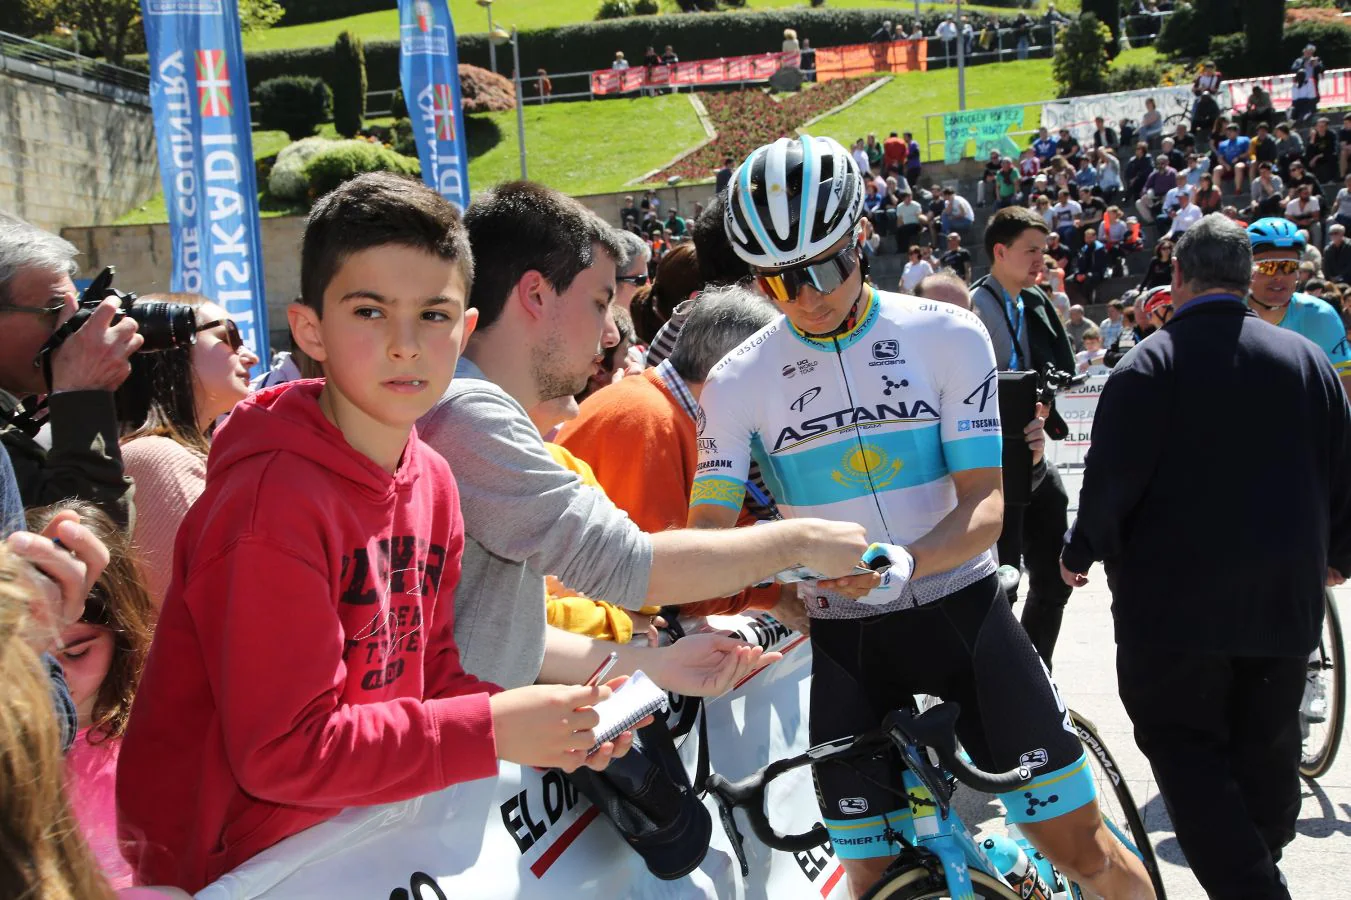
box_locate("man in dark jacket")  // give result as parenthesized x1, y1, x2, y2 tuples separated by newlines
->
(0, 216, 138, 529)
(971, 206, 1077, 665)
(1062, 213, 1351, 899)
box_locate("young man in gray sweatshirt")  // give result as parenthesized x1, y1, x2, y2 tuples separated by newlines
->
(418, 181, 874, 693)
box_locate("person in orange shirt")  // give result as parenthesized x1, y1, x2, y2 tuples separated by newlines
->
(558, 284, 809, 633)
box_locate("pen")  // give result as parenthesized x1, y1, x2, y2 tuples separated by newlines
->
(584, 651, 619, 688)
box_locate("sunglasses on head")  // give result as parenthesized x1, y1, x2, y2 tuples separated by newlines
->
(616, 273, 649, 287)
(197, 318, 243, 352)
(756, 245, 860, 303)
(1254, 259, 1302, 276)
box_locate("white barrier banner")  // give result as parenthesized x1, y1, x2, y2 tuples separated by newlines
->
(1226, 67, 1351, 113)
(1044, 374, 1109, 469)
(1041, 86, 1191, 146)
(196, 614, 845, 900)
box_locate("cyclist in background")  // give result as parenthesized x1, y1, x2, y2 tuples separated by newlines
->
(688, 135, 1154, 899)
(1246, 217, 1351, 395)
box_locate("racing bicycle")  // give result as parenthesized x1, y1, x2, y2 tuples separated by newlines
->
(1301, 588, 1345, 778)
(706, 702, 1167, 899)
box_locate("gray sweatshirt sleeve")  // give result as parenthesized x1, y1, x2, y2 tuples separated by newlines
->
(420, 383, 655, 608)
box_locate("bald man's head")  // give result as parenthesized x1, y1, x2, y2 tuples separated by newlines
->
(914, 272, 971, 310)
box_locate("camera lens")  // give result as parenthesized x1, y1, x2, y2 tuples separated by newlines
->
(128, 302, 197, 352)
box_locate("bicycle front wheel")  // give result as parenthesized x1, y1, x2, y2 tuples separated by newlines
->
(1070, 710, 1167, 899)
(1301, 589, 1345, 778)
(861, 865, 1021, 900)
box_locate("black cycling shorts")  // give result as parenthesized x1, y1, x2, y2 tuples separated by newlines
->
(809, 573, 1092, 859)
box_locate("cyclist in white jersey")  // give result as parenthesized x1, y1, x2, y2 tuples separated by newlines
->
(1246, 217, 1351, 395)
(688, 135, 1154, 899)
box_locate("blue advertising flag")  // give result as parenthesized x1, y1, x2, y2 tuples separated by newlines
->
(398, 0, 471, 210)
(141, 0, 269, 373)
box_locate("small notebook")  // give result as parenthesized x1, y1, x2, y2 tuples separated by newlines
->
(588, 669, 668, 754)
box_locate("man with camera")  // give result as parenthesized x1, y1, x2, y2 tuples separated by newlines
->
(969, 206, 1077, 667)
(0, 216, 142, 528)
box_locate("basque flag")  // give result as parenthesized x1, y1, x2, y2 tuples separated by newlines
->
(398, 0, 470, 210)
(141, 0, 269, 374)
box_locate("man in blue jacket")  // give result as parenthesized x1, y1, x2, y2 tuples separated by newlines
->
(1061, 213, 1351, 899)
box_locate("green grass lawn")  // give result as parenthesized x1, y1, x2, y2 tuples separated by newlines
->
(243, 1, 1074, 53)
(114, 95, 701, 223)
(468, 92, 705, 194)
(811, 45, 1159, 158)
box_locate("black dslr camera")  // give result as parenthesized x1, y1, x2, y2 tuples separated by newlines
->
(31, 267, 198, 393)
(56, 267, 197, 352)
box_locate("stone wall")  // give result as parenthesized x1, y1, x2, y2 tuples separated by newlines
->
(61, 216, 305, 351)
(0, 71, 160, 231)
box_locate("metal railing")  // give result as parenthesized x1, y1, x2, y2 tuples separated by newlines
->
(920, 16, 1174, 163)
(0, 30, 149, 104)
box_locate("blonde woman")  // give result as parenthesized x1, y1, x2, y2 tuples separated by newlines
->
(0, 542, 186, 900)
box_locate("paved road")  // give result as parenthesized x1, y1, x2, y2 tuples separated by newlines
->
(957, 470, 1351, 898)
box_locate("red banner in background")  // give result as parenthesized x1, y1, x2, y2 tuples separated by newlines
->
(589, 39, 927, 95)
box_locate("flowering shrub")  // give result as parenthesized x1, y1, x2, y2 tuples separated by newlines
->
(660, 77, 881, 181)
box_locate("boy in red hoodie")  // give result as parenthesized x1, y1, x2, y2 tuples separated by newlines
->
(116, 173, 634, 892)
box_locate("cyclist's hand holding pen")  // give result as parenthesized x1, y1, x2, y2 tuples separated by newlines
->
(745, 481, 891, 601)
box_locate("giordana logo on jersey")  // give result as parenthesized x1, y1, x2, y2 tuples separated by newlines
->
(956, 417, 998, 432)
(963, 369, 998, 413)
(869, 339, 906, 366)
(1020, 748, 1049, 771)
(791, 387, 823, 412)
(781, 358, 820, 378)
(772, 401, 938, 452)
(838, 797, 869, 815)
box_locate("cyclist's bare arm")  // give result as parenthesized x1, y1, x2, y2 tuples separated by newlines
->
(906, 466, 1004, 579)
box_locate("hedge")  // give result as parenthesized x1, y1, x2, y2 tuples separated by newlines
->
(237, 7, 1038, 94)
(332, 31, 367, 138)
(1209, 20, 1351, 79)
(302, 140, 421, 200)
(255, 75, 333, 140)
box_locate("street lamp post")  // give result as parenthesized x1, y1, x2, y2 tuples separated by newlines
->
(493, 26, 527, 179)
(956, 0, 966, 111)
(477, 0, 497, 75)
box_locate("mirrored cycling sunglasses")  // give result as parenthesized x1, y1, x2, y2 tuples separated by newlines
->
(616, 273, 650, 287)
(197, 318, 244, 351)
(756, 245, 860, 303)
(1253, 259, 1301, 276)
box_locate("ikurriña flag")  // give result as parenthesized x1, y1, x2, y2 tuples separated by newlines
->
(398, 0, 471, 211)
(140, 0, 269, 373)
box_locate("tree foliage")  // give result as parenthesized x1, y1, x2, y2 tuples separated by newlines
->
(330, 30, 366, 138)
(1052, 12, 1112, 97)
(27, 0, 282, 65)
(1238, 0, 1286, 75)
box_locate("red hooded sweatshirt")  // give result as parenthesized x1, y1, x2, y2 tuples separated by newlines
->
(116, 381, 501, 891)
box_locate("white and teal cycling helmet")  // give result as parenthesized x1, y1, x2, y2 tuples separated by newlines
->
(724, 134, 866, 270)
(1247, 217, 1306, 253)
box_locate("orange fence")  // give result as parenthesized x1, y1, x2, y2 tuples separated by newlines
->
(589, 39, 927, 96)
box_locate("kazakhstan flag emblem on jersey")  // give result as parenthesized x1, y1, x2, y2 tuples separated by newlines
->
(833, 443, 903, 489)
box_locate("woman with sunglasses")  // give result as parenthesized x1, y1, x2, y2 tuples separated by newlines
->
(1136, 239, 1174, 291)
(26, 499, 156, 890)
(115, 294, 259, 607)
(1246, 218, 1351, 394)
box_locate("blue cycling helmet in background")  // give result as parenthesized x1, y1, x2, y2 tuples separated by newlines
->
(1247, 217, 1307, 253)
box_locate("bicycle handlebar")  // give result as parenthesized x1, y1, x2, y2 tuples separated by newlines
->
(705, 703, 1032, 854)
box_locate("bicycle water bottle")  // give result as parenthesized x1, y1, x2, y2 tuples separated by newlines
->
(981, 834, 1052, 900)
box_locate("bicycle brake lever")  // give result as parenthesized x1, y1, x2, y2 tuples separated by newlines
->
(714, 797, 750, 877)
